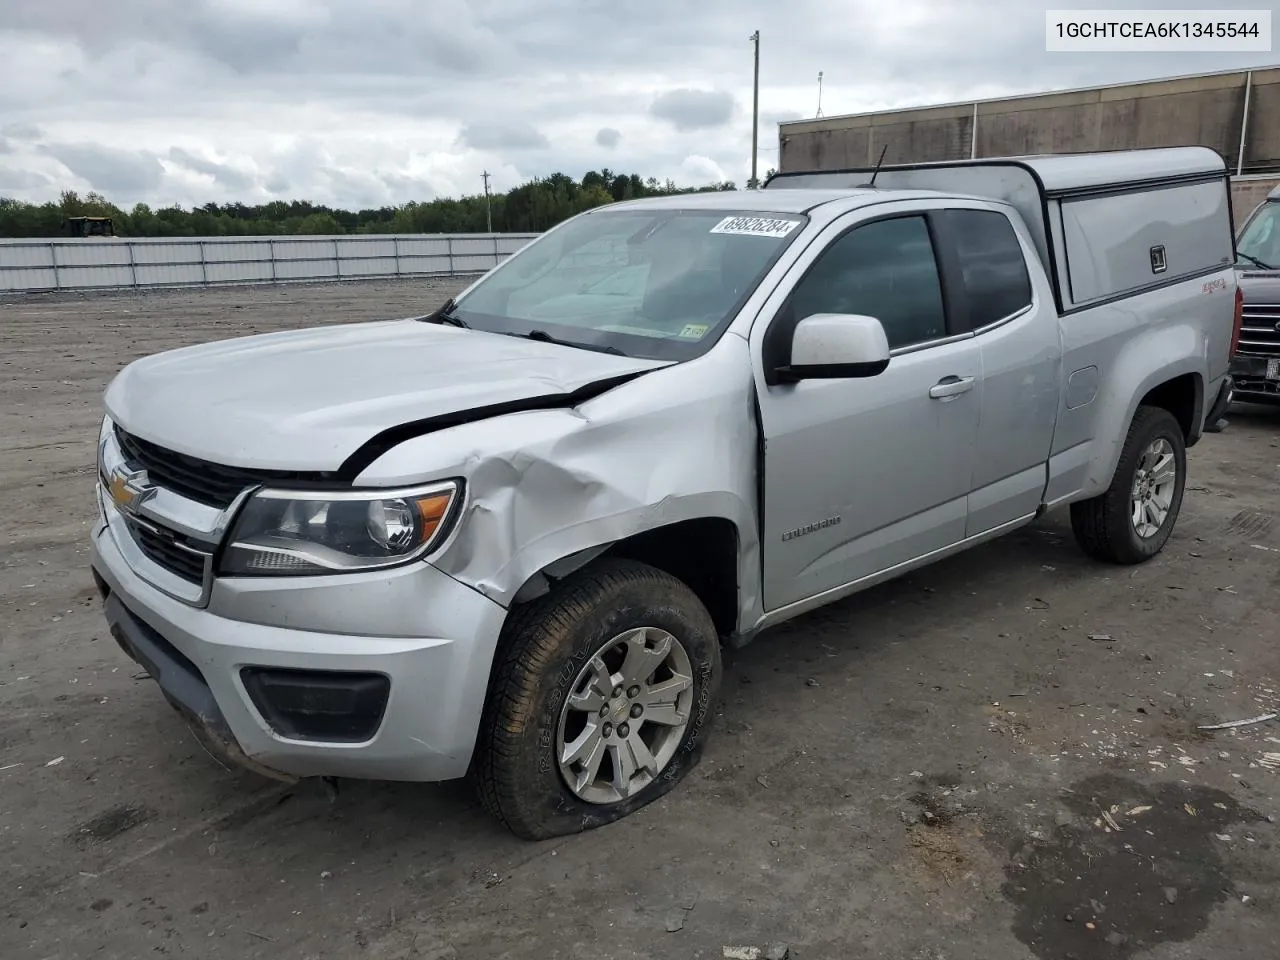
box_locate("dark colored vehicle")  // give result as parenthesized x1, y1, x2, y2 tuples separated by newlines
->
(1233, 184, 1280, 405)
(62, 216, 115, 238)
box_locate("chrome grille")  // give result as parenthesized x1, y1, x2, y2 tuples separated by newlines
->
(1239, 303, 1280, 358)
(114, 426, 312, 510)
(124, 516, 208, 585)
(102, 422, 340, 605)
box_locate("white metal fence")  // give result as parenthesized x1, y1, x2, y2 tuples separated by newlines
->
(0, 232, 541, 293)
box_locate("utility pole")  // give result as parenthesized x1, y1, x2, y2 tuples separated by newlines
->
(749, 30, 760, 189)
(816, 71, 824, 117)
(481, 170, 493, 232)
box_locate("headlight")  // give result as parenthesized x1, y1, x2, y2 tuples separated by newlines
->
(96, 415, 113, 521)
(218, 481, 461, 577)
(97, 415, 113, 469)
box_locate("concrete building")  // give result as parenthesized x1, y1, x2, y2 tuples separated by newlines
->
(777, 66, 1280, 221)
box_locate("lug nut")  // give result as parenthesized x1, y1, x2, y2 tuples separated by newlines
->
(602, 722, 613, 738)
(612, 685, 624, 699)
(599, 704, 609, 718)
(627, 685, 641, 699)
(617, 723, 630, 737)
(630, 703, 643, 719)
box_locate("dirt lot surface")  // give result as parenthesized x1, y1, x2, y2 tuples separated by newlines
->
(3, 277, 1280, 960)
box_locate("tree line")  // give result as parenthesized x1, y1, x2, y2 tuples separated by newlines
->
(0, 168, 777, 239)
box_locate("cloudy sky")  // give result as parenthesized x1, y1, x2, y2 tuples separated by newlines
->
(0, 0, 1273, 209)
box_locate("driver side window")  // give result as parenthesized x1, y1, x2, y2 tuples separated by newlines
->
(785, 215, 949, 351)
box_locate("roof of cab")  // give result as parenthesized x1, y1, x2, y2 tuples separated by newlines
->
(597, 187, 967, 215)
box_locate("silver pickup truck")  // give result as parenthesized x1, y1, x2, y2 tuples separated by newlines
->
(91, 146, 1238, 839)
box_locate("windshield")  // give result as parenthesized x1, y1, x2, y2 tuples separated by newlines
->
(446, 208, 807, 359)
(1237, 201, 1280, 270)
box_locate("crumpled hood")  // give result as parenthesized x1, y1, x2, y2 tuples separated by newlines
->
(104, 318, 668, 472)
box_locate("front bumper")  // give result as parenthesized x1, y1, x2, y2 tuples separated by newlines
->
(1229, 355, 1280, 404)
(90, 504, 508, 783)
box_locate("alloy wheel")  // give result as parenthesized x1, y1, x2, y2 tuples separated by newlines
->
(1130, 437, 1177, 538)
(555, 626, 695, 804)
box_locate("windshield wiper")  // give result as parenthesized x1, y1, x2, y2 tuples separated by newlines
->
(512, 329, 626, 356)
(423, 298, 469, 328)
(1238, 252, 1277, 271)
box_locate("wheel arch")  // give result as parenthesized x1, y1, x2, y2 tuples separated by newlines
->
(506, 516, 744, 641)
(1080, 347, 1205, 498)
(1141, 372, 1205, 446)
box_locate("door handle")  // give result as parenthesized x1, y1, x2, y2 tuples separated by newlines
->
(929, 375, 975, 399)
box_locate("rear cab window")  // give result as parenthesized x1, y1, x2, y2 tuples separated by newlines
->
(938, 208, 1034, 330)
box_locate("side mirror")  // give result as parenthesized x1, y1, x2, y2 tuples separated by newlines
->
(775, 313, 891, 382)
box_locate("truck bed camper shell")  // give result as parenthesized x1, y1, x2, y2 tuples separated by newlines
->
(766, 147, 1236, 315)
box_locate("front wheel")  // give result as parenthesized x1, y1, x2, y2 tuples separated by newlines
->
(474, 559, 721, 840)
(1070, 405, 1187, 564)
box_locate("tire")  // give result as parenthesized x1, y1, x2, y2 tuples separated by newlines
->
(473, 558, 722, 840)
(1070, 405, 1187, 565)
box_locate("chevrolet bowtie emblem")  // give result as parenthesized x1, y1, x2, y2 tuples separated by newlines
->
(106, 466, 156, 517)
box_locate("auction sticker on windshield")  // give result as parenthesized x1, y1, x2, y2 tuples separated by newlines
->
(710, 215, 800, 238)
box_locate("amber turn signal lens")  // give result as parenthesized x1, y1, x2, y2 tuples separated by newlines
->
(414, 492, 454, 542)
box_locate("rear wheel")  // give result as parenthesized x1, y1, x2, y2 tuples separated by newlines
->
(1070, 405, 1186, 564)
(474, 559, 721, 840)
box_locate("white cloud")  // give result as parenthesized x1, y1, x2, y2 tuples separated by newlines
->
(2, 122, 44, 141)
(458, 122, 551, 151)
(681, 155, 728, 183)
(166, 146, 256, 192)
(0, 0, 1269, 207)
(0, 166, 55, 191)
(650, 89, 737, 132)
(40, 143, 165, 195)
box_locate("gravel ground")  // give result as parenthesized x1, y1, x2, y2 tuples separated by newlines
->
(2, 277, 1280, 960)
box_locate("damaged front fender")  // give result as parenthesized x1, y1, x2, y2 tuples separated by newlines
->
(353, 335, 763, 631)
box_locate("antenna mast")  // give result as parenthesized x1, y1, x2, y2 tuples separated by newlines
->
(865, 144, 889, 188)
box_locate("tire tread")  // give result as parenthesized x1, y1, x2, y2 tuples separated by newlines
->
(474, 558, 714, 838)
(1070, 405, 1185, 565)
